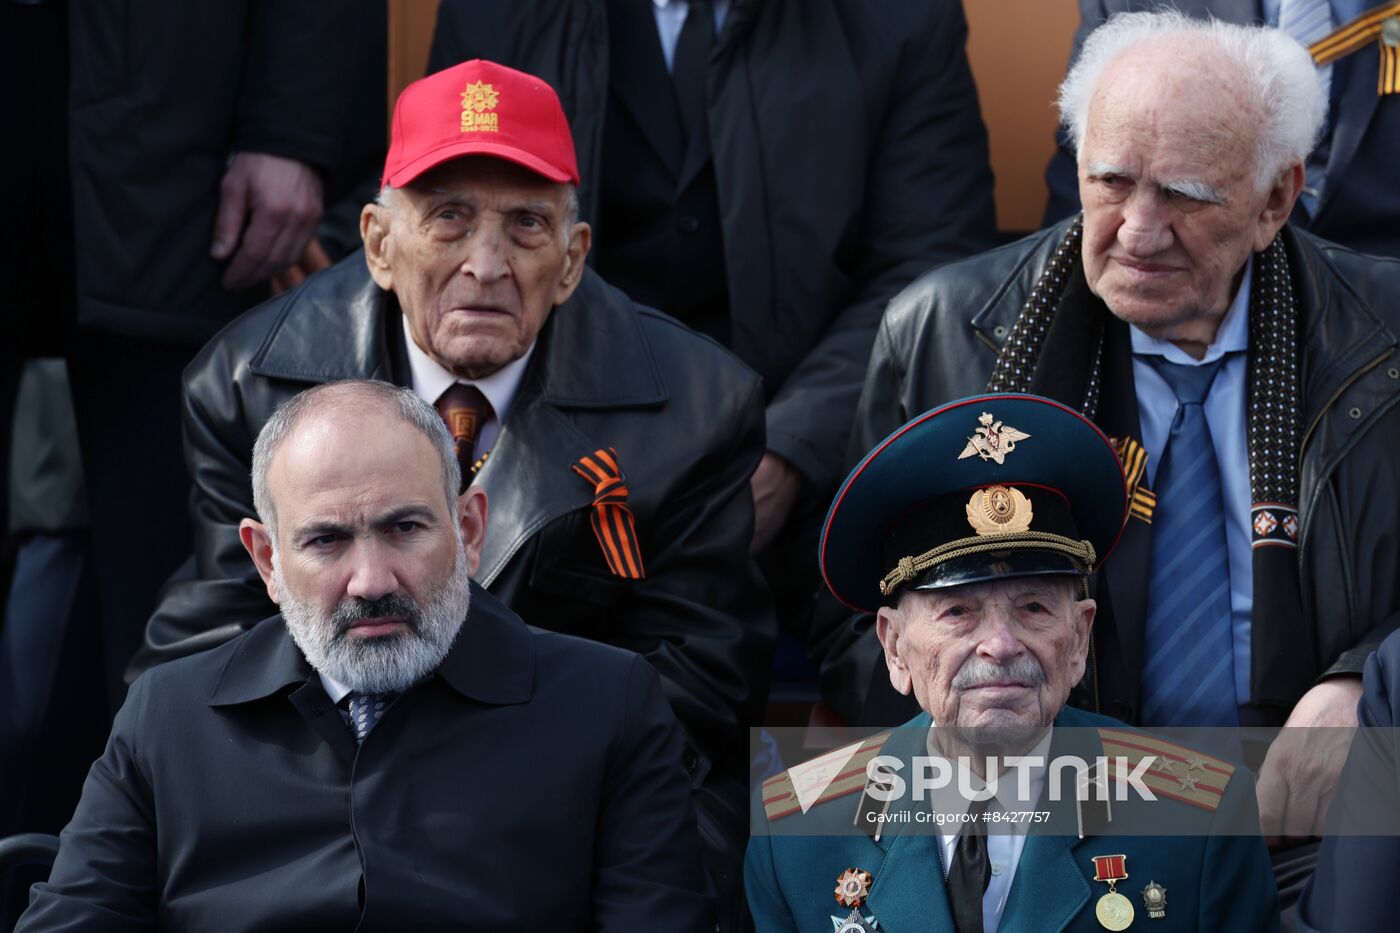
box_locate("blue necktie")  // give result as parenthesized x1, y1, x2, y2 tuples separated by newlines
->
(347, 692, 396, 743)
(1139, 357, 1239, 727)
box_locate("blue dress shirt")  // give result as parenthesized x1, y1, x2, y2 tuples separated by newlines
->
(651, 0, 731, 72)
(1260, 0, 1370, 28)
(1131, 259, 1253, 704)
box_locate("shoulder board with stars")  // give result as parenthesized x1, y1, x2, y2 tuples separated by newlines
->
(763, 733, 892, 822)
(1097, 727, 1235, 812)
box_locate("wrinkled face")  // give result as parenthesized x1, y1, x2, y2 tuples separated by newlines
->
(876, 578, 1095, 747)
(1078, 47, 1297, 353)
(362, 157, 591, 380)
(258, 409, 482, 693)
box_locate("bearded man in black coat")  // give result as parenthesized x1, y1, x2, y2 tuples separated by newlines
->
(16, 380, 713, 932)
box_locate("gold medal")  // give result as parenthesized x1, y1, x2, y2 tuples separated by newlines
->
(1095, 891, 1136, 930)
(1091, 854, 1134, 930)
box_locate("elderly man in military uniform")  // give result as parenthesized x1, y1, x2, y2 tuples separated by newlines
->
(747, 394, 1278, 932)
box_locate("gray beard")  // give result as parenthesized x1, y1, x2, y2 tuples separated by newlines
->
(274, 539, 471, 694)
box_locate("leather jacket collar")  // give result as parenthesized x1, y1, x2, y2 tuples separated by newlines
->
(964, 219, 1399, 439)
(246, 251, 671, 412)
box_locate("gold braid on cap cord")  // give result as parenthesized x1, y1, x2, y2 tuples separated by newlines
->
(878, 532, 1097, 597)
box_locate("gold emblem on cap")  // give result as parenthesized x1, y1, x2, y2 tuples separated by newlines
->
(460, 81, 501, 133)
(966, 485, 1034, 536)
(833, 867, 873, 908)
(958, 412, 1030, 464)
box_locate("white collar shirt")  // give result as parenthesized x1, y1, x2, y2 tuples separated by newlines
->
(927, 726, 1054, 933)
(401, 316, 535, 455)
(319, 672, 351, 706)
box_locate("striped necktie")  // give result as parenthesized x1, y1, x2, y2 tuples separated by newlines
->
(435, 382, 492, 487)
(1139, 357, 1239, 727)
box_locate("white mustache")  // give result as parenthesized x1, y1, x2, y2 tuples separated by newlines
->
(951, 656, 1045, 690)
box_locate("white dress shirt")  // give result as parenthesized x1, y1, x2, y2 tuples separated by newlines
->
(320, 672, 351, 706)
(401, 316, 535, 454)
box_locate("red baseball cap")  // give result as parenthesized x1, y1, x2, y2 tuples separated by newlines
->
(382, 59, 579, 189)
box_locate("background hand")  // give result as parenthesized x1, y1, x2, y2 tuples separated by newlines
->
(1257, 676, 1362, 843)
(211, 152, 323, 291)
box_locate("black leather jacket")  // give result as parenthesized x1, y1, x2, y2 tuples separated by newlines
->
(133, 256, 775, 789)
(813, 220, 1400, 725)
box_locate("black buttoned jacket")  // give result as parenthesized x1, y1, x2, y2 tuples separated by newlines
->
(18, 588, 713, 931)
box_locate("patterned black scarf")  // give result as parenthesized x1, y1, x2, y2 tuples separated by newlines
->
(986, 217, 1314, 716)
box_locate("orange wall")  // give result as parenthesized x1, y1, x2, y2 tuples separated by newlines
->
(387, 0, 441, 120)
(964, 0, 1080, 232)
(387, 0, 1079, 233)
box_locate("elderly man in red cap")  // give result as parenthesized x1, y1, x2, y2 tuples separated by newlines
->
(124, 60, 772, 923)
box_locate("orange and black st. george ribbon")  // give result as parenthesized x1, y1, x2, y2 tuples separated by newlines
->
(1306, 0, 1400, 94)
(571, 448, 646, 580)
(1110, 436, 1156, 524)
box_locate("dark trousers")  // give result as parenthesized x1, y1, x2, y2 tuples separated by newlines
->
(1, 0, 74, 550)
(68, 335, 195, 711)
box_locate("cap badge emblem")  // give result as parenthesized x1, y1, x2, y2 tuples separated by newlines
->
(958, 411, 1030, 464)
(966, 485, 1034, 535)
(460, 81, 500, 133)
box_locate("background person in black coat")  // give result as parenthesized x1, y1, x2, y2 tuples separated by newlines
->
(60, 0, 361, 711)
(1, 4, 365, 925)
(15, 380, 712, 932)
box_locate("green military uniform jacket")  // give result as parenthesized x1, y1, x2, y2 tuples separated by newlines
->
(745, 706, 1279, 932)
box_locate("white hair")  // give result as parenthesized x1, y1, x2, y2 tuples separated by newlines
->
(1057, 10, 1327, 189)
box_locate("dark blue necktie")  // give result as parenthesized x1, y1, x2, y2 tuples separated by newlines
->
(1139, 356, 1239, 727)
(347, 692, 396, 743)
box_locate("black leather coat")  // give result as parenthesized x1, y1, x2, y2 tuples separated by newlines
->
(813, 220, 1400, 726)
(133, 256, 774, 794)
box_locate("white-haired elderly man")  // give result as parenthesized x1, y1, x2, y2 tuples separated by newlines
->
(810, 9, 1400, 902)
